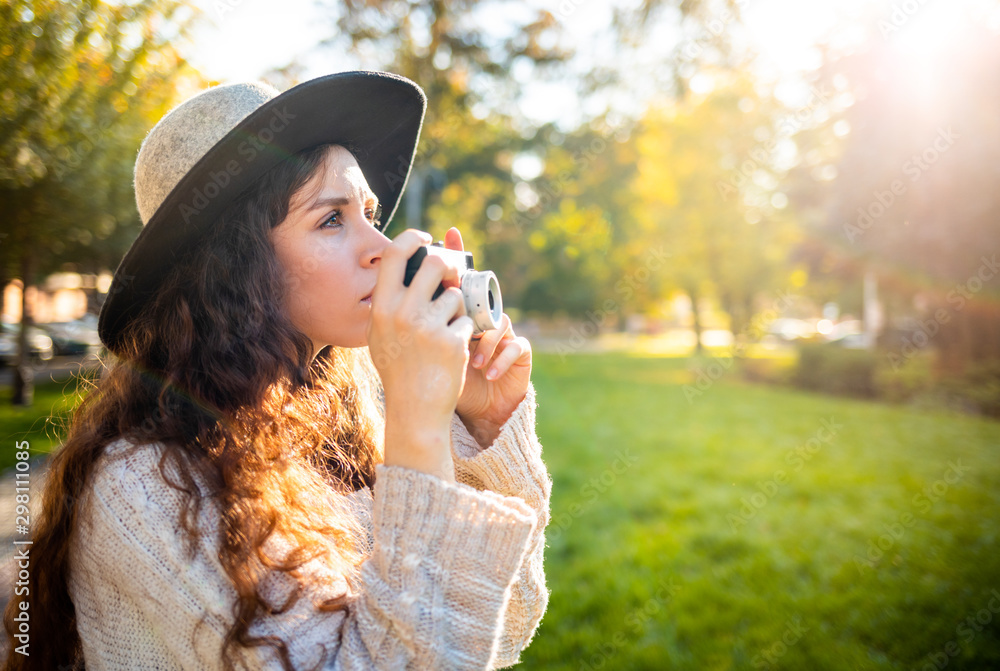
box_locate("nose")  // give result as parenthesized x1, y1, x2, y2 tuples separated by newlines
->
(361, 225, 392, 267)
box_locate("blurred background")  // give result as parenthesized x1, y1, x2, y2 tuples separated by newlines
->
(1, 0, 999, 668)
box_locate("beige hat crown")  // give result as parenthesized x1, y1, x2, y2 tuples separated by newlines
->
(134, 81, 280, 225)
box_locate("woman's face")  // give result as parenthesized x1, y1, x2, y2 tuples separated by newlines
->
(269, 145, 391, 355)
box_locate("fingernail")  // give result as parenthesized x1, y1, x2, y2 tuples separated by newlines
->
(486, 367, 498, 380)
(473, 354, 484, 367)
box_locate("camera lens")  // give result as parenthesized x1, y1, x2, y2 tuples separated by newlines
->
(462, 271, 503, 335)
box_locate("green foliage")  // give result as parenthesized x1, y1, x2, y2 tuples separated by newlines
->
(0, 0, 195, 189)
(874, 353, 936, 403)
(796, 347, 1000, 419)
(737, 354, 796, 386)
(792, 343, 877, 398)
(936, 360, 1000, 419)
(0, 0, 198, 279)
(519, 201, 615, 316)
(421, 120, 533, 303)
(494, 124, 645, 319)
(525, 352, 1000, 670)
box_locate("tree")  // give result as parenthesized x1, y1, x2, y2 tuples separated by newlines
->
(0, 0, 199, 404)
(632, 74, 799, 351)
(508, 122, 644, 321)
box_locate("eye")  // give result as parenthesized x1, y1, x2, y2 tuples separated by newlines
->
(320, 210, 342, 229)
(366, 203, 382, 224)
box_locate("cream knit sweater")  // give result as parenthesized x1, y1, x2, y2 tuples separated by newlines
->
(68, 384, 551, 670)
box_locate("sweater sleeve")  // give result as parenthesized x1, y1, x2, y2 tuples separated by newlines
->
(71, 443, 538, 670)
(449, 382, 552, 668)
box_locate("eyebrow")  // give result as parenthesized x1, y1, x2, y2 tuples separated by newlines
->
(308, 193, 379, 212)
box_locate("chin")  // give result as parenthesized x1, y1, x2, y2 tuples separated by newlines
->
(323, 332, 368, 350)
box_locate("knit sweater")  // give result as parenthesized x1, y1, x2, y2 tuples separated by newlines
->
(68, 383, 551, 670)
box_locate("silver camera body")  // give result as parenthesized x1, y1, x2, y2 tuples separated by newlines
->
(403, 242, 503, 336)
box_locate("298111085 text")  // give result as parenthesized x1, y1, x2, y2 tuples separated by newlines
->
(12, 440, 32, 656)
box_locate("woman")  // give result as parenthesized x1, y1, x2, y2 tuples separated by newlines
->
(2, 73, 551, 670)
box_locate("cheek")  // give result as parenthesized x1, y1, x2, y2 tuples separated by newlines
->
(275, 233, 316, 282)
(281, 242, 353, 315)
(272, 237, 318, 316)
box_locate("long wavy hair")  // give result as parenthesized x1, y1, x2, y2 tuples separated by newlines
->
(1, 143, 386, 670)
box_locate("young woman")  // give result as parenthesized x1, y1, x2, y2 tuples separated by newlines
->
(2, 73, 551, 670)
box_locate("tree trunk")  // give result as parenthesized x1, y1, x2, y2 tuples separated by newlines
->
(12, 249, 34, 406)
(727, 293, 753, 358)
(687, 286, 704, 355)
(862, 270, 882, 351)
(719, 290, 750, 357)
(0, 260, 6, 319)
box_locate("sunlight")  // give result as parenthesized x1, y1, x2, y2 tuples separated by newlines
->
(745, 0, 837, 71)
(744, 0, 871, 80)
(888, 0, 970, 65)
(878, 0, 982, 109)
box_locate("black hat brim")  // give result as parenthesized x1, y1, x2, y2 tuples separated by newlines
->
(98, 71, 425, 355)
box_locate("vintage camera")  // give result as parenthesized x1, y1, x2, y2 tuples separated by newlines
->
(403, 242, 503, 336)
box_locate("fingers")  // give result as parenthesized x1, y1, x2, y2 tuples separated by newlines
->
(483, 336, 531, 381)
(447, 314, 475, 344)
(471, 312, 512, 369)
(369, 228, 471, 346)
(468, 312, 532, 380)
(375, 229, 432, 302)
(407, 252, 461, 305)
(428, 286, 468, 326)
(375, 228, 466, 308)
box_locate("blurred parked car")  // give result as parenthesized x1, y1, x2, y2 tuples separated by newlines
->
(0, 321, 55, 366)
(827, 332, 872, 350)
(765, 318, 816, 341)
(41, 317, 102, 356)
(822, 319, 871, 349)
(823, 319, 863, 341)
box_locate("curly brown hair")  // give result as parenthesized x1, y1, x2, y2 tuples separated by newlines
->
(1, 143, 385, 670)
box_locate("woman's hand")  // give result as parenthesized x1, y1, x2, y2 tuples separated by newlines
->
(366, 229, 474, 482)
(443, 227, 532, 449)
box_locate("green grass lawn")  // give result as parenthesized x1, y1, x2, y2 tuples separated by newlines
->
(0, 375, 89, 471)
(523, 352, 1000, 670)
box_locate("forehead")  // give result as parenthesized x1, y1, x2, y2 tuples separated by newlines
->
(290, 145, 375, 210)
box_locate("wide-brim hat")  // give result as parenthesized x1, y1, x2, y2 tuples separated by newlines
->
(98, 71, 426, 356)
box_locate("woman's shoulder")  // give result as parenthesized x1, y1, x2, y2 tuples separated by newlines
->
(82, 436, 220, 533)
(97, 435, 213, 488)
(92, 436, 169, 493)
(99, 434, 176, 463)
